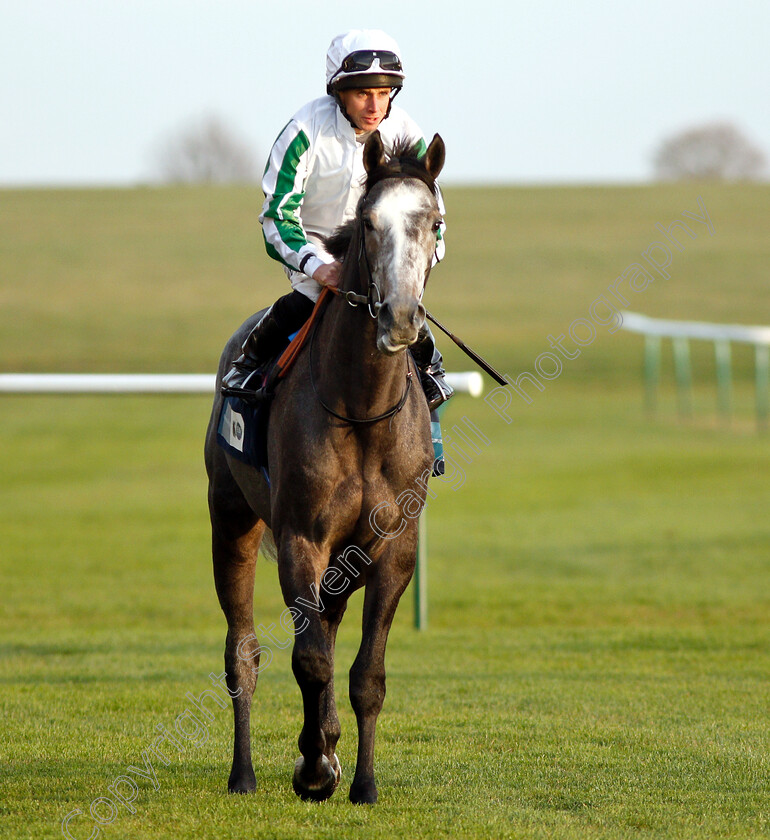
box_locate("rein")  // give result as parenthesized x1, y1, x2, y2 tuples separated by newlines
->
(308, 309, 413, 426)
(310, 203, 417, 426)
(326, 212, 382, 317)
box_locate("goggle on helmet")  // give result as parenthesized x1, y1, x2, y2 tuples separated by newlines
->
(325, 30, 405, 94)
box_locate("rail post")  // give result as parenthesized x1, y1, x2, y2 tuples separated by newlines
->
(644, 334, 661, 415)
(0, 370, 483, 629)
(756, 344, 769, 431)
(714, 339, 733, 424)
(672, 336, 692, 419)
(621, 312, 770, 432)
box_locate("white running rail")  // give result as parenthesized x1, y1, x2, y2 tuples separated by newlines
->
(620, 311, 770, 428)
(0, 371, 484, 396)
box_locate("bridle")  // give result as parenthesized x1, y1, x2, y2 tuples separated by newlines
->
(310, 179, 436, 426)
(329, 182, 437, 316)
(326, 208, 389, 318)
(309, 235, 414, 426)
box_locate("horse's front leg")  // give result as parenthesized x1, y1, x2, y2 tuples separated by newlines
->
(349, 547, 415, 804)
(318, 600, 347, 787)
(278, 534, 340, 801)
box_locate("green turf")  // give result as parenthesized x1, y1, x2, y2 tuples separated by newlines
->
(1, 184, 768, 839)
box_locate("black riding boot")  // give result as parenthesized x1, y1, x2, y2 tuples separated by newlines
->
(222, 290, 314, 400)
(411, 324, 454, 412)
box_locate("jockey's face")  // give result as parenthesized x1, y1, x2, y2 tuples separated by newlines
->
(338, 87, 392, 133)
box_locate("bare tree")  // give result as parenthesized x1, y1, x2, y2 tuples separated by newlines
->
(653, 121, 766, 181)
(153, 115, 258, 184)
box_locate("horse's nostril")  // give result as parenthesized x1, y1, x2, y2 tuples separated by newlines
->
(378, 297, 424, 348)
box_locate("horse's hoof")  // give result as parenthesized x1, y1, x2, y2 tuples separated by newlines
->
(331, 753, 342, 787)
(349, 777, 378, 805)
(227, 769, 256, 794)
(292, 754, 338, 802)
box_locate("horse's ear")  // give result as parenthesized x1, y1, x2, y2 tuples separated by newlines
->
(424, 133, 445, 180)
(364, 131, 385, 174)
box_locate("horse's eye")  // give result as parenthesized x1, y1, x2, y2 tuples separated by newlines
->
(432, 219, 443, 232)
(364, 218, 375, 231)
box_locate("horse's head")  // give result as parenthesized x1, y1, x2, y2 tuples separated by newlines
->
(361, 132, 445, 355)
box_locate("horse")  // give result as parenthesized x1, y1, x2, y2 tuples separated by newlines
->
(204, 131, 446, 804)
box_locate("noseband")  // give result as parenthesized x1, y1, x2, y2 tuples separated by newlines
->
(310, 221, 415, 426)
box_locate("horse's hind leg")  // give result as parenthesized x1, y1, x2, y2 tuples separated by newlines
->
(210, 481, 265, 794)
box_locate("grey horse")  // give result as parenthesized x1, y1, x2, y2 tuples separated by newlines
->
(204, 132, 445, 804)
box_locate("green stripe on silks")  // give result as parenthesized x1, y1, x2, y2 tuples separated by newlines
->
(269, 193, 308, 254)
(415, 137, 428, 158)
(263, 236, 296, 271)
(266, 130, 310, 218)
(265, 130, 311, 253)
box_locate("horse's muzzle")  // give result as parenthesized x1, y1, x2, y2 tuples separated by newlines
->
(376, 299, 426, 355)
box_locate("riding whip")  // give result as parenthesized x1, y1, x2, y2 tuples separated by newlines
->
(424, 309, 508, 386)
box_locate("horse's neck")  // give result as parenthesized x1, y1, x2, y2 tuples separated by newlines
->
(316, 267, 408, 417)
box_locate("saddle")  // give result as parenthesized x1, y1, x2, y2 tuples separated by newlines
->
(215, 289, 333, 479)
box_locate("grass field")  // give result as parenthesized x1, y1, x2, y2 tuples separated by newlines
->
(1, 183, 769, 839)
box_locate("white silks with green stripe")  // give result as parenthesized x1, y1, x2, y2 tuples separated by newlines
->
(259, 95, 446, 300)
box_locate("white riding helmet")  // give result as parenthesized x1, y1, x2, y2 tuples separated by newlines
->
(326, 29, 405, 94)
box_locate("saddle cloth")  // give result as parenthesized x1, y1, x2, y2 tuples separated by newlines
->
(217, 394, 270, 476)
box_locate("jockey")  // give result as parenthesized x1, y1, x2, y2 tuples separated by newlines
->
(223, 29, 454, 412)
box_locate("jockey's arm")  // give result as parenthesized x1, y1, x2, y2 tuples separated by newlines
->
(259, 121, 331, 279)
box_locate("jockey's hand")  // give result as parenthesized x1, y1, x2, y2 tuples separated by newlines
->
(313, 261, 342, 288)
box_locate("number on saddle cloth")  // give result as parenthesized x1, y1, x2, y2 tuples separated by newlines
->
(217, 394, 271, 482)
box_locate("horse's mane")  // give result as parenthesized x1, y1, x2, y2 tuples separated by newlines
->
(324, 136, 436, 261)
(325, 219, 357, 261)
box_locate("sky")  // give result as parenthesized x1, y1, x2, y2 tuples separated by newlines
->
(1, 0, 768, 185)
